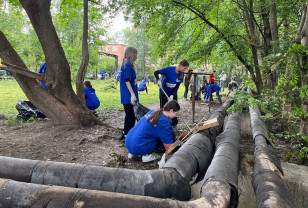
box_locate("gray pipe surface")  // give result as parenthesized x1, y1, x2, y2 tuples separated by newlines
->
(201, 113, 241, 208)
(0, 178, 231, 208)
(0, 101, 233, 201)
(249, 106, 295, 208)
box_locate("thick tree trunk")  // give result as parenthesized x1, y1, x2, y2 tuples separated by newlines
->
(0, 0, 101, 126)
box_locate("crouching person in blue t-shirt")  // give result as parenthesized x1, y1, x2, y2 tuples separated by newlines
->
(138, 79, 148, 94)
(203, 84, 222, 104)
(125, 100, 180, 163)
(84, 81, 100, 111)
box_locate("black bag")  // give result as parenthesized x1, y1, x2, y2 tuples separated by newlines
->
(16, 100, 46, 121)
(133, 102, 150, 121)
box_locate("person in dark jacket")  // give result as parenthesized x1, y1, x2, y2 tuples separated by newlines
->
(84, 80, 100, 110)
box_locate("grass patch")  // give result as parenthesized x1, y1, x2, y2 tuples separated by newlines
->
(0, 79, 185, 116)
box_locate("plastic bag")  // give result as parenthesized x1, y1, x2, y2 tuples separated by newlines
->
(133, 102, 150, 121)
(16, 100, 46, 121)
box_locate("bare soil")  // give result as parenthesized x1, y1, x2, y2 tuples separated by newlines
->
(0, 97, 300, 170)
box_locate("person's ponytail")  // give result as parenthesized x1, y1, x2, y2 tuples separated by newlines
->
(147, 109, 163, 126)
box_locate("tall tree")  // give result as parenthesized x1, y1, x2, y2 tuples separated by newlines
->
(0, 0, 105, 126)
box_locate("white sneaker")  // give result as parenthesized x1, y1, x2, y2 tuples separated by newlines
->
(128, 153, 134, 159)
(142, 153, 161, 163)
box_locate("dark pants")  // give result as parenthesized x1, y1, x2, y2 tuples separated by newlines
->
(159, 93, 178, 126)
(123, 104, 136, 135)
(184, 85, 189, 98)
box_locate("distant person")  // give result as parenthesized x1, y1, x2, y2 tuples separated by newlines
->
(183, 69, 193, 100)
(203, 84, 222, 104)
(227, 76, 239, 97)
(208, 70, 216, 84)
(154, 59, 189, 126)
(119, 46, 139, 142)
(138, 79, 148, 94)
(189, 69, 201, 100)
(115, 71, 121, 86)
(39, 62, 48, 90)
(125, 100, 180, 162)
(145, 73, 150, 85)
(219, 71, 227, 92)
(84, 80, 100, 110)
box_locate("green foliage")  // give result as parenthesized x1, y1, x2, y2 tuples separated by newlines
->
(227, 90, 265, 114)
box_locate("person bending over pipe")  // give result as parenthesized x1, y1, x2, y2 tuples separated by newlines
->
(203, 84, 222, 104)
(154, 60, 189, 126)
(84, 80, 100, 111)
(125, 100, 180, 163)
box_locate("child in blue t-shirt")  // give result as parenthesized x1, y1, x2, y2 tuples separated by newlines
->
(203, 84, 222, 103)
(119, 46, 139, 142)
(84, 81, 100, 110)
(138, 79, 148, 94)
(125, 100, 180, 162)
(154, 59, 189, 126)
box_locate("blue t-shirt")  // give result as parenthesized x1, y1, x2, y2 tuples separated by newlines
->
(84, 87, 100, 110)
(138, 81, 147, 91)
(39, 62, 48, 90)
(125, 109, 174, 155)
(204, 84, 220, 100)
(159, 66, 183, 96)
(120, 62, 139, 104)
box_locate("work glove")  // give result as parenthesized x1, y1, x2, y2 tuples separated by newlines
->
(157, 79, 162, 88)
(131, 94, 137, 105)
(169, 95, 174, 100)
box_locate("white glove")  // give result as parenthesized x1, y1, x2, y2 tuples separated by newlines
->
(157, 79, 162, 88)
(169, 95, 174, 100)
(131, 94, 137, 105)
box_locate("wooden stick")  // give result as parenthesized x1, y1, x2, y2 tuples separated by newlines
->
(159, 85, 191, 131)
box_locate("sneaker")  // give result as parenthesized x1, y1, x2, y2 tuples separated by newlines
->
(128, 153, 134, 159)
(142, 153, 161, 163)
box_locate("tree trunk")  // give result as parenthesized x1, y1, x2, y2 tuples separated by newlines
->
(0, 0, 101, 126)
(296, 5, 308, 134)
(242, 0, 263, 93)
(76, 0, 89, 104)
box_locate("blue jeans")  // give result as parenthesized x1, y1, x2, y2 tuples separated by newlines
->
(220, 80, 225, 92)
(210, 90, 222, 103)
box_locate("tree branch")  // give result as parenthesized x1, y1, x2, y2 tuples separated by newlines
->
(1, 61, 44, 80)
(76, 0, 89, 103)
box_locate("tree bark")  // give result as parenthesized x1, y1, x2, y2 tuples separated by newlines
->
(296, 5, 308, 134)
(242, 0, 263, 93)
(0, 0, 101, 126)
(76, 0, 89, 104)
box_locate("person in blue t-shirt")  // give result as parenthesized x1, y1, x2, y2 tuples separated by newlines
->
(125, 100, 180, 162)
(115, 71, 121, 86)
(84, 81, 100, 110)
(138, 79, 148, 94)
(38, 62, 48, 90)
(154, 59, 189, 126)
(203, 84, 222, 104)
(119, 46, 139, 142)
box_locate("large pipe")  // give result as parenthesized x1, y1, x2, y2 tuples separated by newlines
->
(201, 113, 241, 208)
(0, 101, 233, 201)
(0, 178, 231, 208)
(163, 100, 234, 182)
(249, 106, 295, 208)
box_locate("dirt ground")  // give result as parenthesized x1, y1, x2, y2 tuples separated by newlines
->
(0, 96, 300, 170)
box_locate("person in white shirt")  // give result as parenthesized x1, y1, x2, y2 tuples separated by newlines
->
(219, 71, 227, 92)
